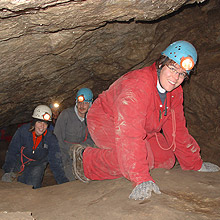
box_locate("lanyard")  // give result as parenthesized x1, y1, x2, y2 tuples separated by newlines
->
(32, 130, 47, 154)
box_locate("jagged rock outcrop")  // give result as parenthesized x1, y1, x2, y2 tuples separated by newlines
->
(0, 0, 219, 165)
(0, 0, 208, 125)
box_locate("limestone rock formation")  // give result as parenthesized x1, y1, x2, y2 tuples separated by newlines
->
(0, 0, 219, 165)
(0, 0, 208, 125)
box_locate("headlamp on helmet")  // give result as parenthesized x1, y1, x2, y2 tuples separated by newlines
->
(180, 57, 194, 71)
(77, 95, 85, 103)
(53, 102, 59, 108)
(32, 105, 52, 122)
(50, 102, 60, 109)
(43, 113, 51, 121)
(76, 88, 93, 103)
(161, 40, 197, 75)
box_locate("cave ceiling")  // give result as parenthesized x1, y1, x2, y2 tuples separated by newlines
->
(0, 0, 220, 164)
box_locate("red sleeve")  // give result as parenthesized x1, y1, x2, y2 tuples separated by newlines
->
(113, 85, 154, 185)
(162, 89, 203, 171)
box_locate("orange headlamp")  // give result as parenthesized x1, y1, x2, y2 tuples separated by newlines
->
(53, 102, 59, 108)
(43, 113, 51, 121)
(180, 57, 194, 71)
(77, 95, 85, 103)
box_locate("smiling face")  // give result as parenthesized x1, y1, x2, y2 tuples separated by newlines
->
(159, 62, 187, 92)
(35, 121, 48, 136)
(77, 101, 90, 118)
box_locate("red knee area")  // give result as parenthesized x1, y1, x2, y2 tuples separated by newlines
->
(83, 147, 122, 180)
(148, 133, 176, 169)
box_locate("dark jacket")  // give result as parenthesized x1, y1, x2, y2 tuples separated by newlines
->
(54, 106, 94, 181)
(2, 123, 68, 184)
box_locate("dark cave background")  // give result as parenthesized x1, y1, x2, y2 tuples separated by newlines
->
(0, 0, 219, 169)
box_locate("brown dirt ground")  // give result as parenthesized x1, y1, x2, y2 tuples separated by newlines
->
(0, 165, 220, 220)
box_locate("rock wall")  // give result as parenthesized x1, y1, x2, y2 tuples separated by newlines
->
(0, 0, 219, 165)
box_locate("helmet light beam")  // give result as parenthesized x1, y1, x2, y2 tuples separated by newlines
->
(53, 102, 59, 108)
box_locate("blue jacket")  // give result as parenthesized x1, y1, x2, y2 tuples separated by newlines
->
(2, 123, 68, 184)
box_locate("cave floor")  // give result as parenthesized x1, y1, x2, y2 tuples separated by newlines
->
(0, 166, 220, 220)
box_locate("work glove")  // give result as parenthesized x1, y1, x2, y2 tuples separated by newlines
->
(129, 181, 161, 200)
(198, 162, 220, 172)
(1, 172, 17, 182)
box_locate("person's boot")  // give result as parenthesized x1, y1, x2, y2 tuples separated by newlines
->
(70, 144, 90, 183)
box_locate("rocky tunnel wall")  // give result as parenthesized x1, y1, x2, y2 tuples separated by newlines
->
(0, 0, 219, 166)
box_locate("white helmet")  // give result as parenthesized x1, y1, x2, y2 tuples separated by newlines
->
(32, 105, 52, 121)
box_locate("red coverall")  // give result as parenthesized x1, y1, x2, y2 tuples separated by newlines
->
(84, 63, 203, 186)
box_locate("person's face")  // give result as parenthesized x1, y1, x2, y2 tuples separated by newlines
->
(35, 121, 48, 136)
(52, 108, 60, 119)
(159, 62, 187, 92)
(77, 101, 90, 118)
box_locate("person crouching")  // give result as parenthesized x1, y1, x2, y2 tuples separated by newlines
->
(1, 105, 68, 189)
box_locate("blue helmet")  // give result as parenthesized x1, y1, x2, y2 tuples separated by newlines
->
(161, 40, 197, 74)
(76, 88, 93, 103)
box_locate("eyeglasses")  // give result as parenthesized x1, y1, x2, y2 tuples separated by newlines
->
(166, 64, 188, 79)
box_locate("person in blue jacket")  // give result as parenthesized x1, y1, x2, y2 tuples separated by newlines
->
(1, 105, 69, 189)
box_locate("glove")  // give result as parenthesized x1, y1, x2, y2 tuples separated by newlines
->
(198, 162, 220, 172)
(129, 181, 161, 200)
(1, 172, 17, 182)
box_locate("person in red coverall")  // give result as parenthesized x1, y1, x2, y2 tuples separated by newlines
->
(71, 40, 220, 200)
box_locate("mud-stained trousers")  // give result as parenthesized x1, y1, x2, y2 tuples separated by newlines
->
(18, 161, 48, 189)
(84, 99, 175, 183)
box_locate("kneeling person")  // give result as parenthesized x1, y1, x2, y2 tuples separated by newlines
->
(1, 105, 69, 189)
(54, 88, 95, 181)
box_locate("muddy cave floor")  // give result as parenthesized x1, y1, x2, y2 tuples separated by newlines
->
(0, 165, 219, 220)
